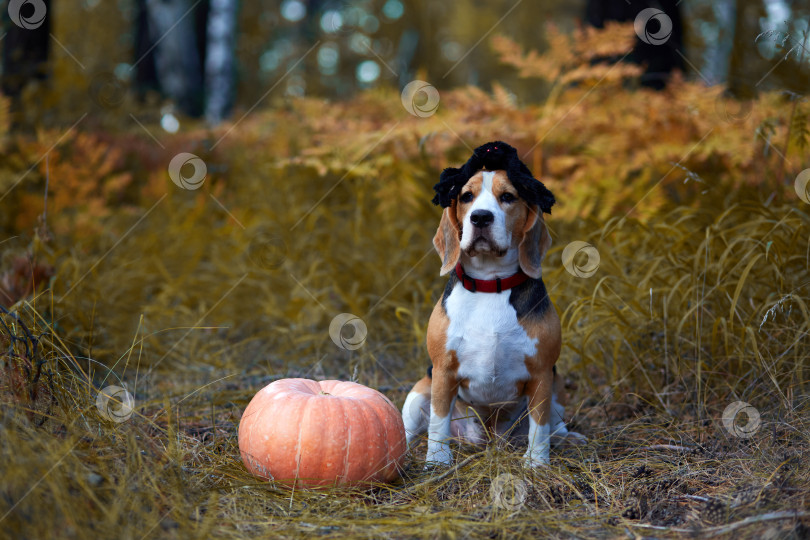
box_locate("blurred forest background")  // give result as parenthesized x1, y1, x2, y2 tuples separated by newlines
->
(1, 0, 808, 127)
(1, 0, 810, 538)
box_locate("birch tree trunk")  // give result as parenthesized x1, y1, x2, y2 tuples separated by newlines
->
(204, 0, 238, 124)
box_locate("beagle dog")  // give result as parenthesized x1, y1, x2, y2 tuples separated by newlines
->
(402, 141, 584, 467)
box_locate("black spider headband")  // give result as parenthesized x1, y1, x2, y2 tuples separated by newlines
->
(432, 141, 555, 213)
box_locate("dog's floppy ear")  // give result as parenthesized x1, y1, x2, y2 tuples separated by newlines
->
(433, 200, 461, 275)
(518, 204, 552, 279)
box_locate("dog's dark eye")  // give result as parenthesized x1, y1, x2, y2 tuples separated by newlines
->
(459, 192, 474, 203)
(500, 192, 516, 203)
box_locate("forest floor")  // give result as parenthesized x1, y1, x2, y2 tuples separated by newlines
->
(2, 80, 810, 538)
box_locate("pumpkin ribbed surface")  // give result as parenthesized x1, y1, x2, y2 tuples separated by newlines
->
(238, 378, 406, 486)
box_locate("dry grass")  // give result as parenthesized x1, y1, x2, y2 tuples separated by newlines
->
(1, 82, 810, 538)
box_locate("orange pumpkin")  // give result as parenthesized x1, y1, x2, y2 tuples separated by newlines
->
(238, 378, 406, 487)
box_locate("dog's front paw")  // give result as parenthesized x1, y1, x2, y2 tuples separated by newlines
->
(522, 452, 549, 468)
(425, 442, 453, 468)
(522, 447, 549, 468)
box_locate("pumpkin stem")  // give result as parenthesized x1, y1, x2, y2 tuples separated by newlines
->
(319, 391, 331, 396)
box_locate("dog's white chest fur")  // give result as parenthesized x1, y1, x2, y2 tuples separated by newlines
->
(444, 282, 537, 406)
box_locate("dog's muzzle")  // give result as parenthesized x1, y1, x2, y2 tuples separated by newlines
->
(470, 210, 494, 228)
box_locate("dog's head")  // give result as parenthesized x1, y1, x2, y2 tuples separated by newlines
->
(431, 142, 555, 278)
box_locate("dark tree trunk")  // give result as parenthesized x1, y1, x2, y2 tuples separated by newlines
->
(133, 0, 160, 97)
(585, 0, 685, 89)
(1, 0, 51, 98)
(727, 0, 768, 98)
(135, 0, 208, 117)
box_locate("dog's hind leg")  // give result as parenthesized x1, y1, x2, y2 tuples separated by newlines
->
(550, 370, 587, 446)
(402, 376, 431, 448)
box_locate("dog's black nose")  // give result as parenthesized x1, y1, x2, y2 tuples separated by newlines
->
(470, 210, 494, 228)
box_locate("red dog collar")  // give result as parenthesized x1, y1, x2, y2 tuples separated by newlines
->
(455, 263, 529, 293)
